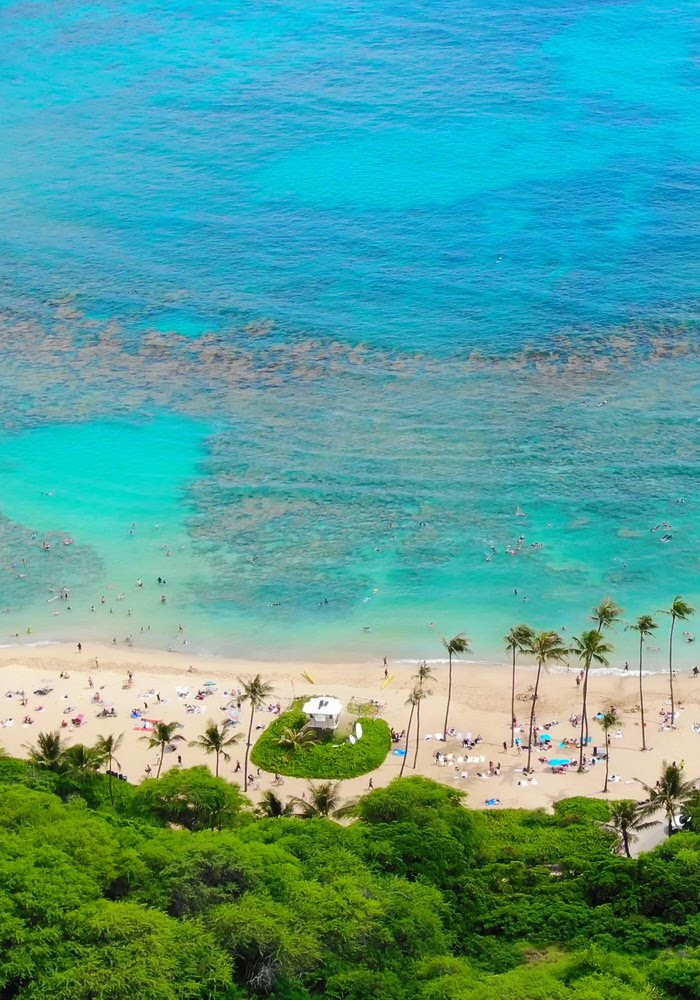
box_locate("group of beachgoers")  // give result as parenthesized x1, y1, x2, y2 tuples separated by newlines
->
(4, 530, 196, 648)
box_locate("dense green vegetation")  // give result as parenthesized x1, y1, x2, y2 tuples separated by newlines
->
(4, 754, 700, 998)
(250, 706, 390, 778)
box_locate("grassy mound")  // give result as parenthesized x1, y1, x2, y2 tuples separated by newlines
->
(250, 706, 391, 779)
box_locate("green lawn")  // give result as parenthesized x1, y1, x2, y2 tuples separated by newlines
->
(250, 705, 391, 779)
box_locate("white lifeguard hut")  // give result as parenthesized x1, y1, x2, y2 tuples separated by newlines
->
(302, 696, 343, 731)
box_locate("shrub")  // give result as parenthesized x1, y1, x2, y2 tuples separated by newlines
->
(553, 797, 612, 824)
(251, 708, 390, 779)
(130, 766, 248, 830)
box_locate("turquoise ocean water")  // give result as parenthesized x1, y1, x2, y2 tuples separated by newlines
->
(1, 0, 700, 664)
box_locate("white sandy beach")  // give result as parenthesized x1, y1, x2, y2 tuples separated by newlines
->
(1, 640, 698, 812)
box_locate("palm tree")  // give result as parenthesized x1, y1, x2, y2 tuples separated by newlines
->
(239, 674, 274, 792)
(61, 743, 106, 778)
(94, 732, 124, 804)
(25, 730, 67, 771)
(140, 721, 185, 779)
(399, 686, 420, 779)
(277, 726, 320, 756)
(626, 614, 657, 751)
(188, 720, 241, 777)
(505, 625, 535, 748)
(570, 630, 613, 771)
(639, 761, 699, 836)
(663, 597, 694, 727)
(441, 633, 471, 740)
(586, 599, 621, 745)
(592, 598, 623, 634)
(256, 790, 295, 818)
(598, 709, 620, 793)
(293, 781, 342, 818)
(524, 631, 568, 772)
(412, 661, 435, 768)
(600, 800, 659, 858)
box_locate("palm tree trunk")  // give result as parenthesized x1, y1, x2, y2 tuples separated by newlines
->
(157, 743, 165, 779)
(215, 750, 220, 778)
(399, 702, 415, 778)
(577, 658, 591, 771)
(588, 620, 604, 745)
(669, 614, 676, 727)
(413, 698, 421, 769)
(526, 661, 542, 772)
(244, 705, 255, 791)
(622, 828, 631, 858)
(639, 633, 647, 751)
(603, 732, 610, 793)
(108, 753, 114, 805)
(442, 652, 452, 740)
(510, 647, 516, 748)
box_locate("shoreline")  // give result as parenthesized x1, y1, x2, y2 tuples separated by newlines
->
(0, 633, 680, 677)
(1, 637, 699, 818)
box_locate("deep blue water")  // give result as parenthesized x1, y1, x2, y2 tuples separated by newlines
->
(1, 0, 700, 662)
(3, 0, 700, 348)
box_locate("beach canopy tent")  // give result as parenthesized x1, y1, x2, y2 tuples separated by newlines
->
(302, 696, 343, 731)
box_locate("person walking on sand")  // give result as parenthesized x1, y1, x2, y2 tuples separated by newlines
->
(94, 657, 99, 669)
(88, 676, 94, 689)
(77, 642, 82, 653)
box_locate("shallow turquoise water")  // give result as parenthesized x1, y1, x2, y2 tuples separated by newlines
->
(1, 0, 700, 663)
